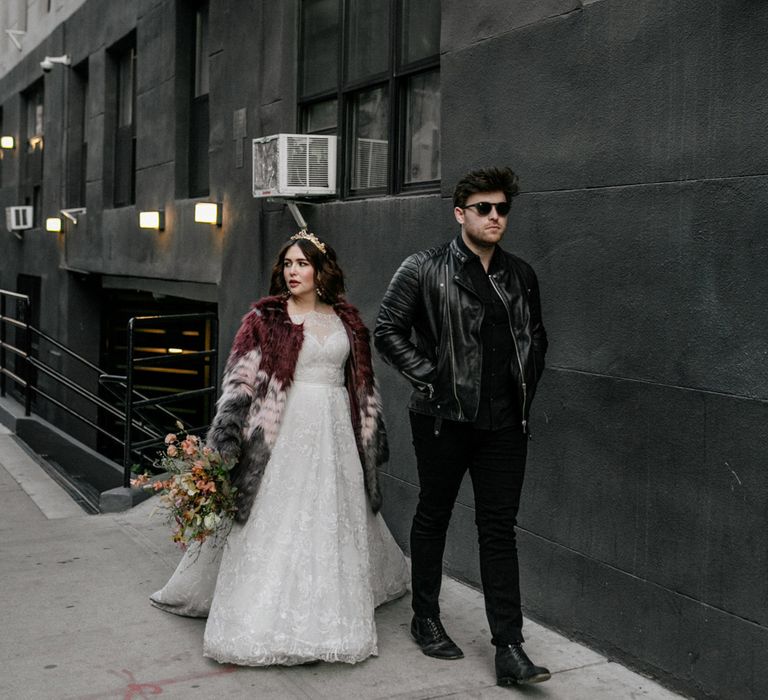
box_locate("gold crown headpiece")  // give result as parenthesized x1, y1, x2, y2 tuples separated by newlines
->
(290, 230, 327, 254)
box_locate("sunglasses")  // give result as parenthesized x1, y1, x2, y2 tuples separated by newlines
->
(461, 201, 511, 217)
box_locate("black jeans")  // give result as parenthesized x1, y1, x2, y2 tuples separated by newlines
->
(409, 411, 528, 645)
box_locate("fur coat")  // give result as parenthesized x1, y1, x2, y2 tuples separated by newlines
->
(206, 295, 388, 523)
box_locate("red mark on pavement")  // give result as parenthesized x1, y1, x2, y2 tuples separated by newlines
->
(73, 665, 238, 700)
(117, 667, 238, 699)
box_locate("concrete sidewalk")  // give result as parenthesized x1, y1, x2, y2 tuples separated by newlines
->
(0, 424, 686, 700)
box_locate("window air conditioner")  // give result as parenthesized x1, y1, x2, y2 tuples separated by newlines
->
(252, 133, 337, 198)
(6, 206, 34, 231)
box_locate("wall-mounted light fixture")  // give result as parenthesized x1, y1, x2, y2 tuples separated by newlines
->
(6, 29, 25, 52)
(45, 217, 63, 233)
(0, 136, 15, 149)
(40, 55, 71, 72)
(61, 207, 86, 224)
(139, 210, 165, 231)
(194, 202, 222, 226)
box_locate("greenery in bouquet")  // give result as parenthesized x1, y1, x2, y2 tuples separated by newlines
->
(131, 423, 237, 547)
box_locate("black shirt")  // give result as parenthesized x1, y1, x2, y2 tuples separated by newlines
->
(457, 237, 519, 429)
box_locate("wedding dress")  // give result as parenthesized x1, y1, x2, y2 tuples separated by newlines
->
(150, 310, 409, 665)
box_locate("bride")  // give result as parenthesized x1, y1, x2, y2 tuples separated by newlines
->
(150, 231, 408, 666)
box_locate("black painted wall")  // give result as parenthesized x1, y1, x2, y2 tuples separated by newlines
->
(0, 1, 766, 697)
(436, 2, 768, 698)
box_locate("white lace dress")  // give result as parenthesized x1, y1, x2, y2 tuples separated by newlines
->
(150, 310, 409, 666)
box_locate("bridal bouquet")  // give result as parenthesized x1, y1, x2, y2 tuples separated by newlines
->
(131, 423, 237, 547)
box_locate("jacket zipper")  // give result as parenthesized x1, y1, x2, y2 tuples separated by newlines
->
(445, 265, 463, 419)
(401, 369, 434, 399)
(488, 274, 528, 434)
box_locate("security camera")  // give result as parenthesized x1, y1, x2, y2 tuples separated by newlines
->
(40, 55, 71, 73)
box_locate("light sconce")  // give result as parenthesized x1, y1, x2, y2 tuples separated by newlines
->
(61, 207, 86, 224)
(45, 217, 63, 233)
(40, 55, 72, 72)
(6, 29, 25, 52)
(194, 202, 222, 226)
(0, 136, 15, 149)
(139, 210, 165, 231)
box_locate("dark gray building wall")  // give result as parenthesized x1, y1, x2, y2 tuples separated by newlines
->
(0, 1, 766, 698)
(437, 2, 768, 698)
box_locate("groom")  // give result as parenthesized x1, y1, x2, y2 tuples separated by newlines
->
(374, 166, 550, 686)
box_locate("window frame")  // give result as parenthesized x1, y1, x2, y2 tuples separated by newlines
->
(189, 0, 210, 198)
(298, 0, 440, 199)
(110, 35, 137, 208)
(21, 81, 45, 228)
(66, 59, 89, 209)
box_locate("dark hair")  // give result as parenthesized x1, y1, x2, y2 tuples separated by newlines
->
(269, 235, 346, 304)
(452, 167, 520, 209)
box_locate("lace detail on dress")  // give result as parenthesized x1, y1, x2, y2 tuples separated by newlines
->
(289, 311, 347, 386)
(145, 308, 410, 666)
(290, 309, 345, 343)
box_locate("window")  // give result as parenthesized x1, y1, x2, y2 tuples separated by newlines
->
(67, 60, 89, 208)
(189, 1, 210, 197)
(111, 38, 137, 207)
(22, 81, 44, 227)
(299, 0, 440, 197)
(176, 0, 210, 197)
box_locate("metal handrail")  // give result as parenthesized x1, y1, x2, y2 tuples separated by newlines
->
(0, 290, 32, 412)
(32, 325, 105, 374)
(0, 366, 27, 388)
(27, 358, 163, 441)
(28, 357, 128, 419)
(131, 423, 210, 451)
(132, 348, 216, 364)
(122, 312, 219, 486)
(0, 317, 29, 330)
(0, 288, 219, 490)
(0, 290, 31, 300)
(98, 376, 175, 440)
(32, 386, 125, 446)
(131, 386, 216, 409)
(0, 341, 27, 357)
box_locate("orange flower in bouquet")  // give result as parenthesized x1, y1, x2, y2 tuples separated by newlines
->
(132, 423, 237, 547)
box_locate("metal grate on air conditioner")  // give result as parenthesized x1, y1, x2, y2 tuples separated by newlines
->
(308, 137, 330, 188)
(285, 135, 332, 189)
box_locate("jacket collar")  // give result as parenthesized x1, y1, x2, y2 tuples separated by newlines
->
(450, 235, 471, 264)
(451, 235, 503, 275)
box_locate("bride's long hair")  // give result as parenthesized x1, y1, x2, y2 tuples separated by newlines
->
(269, 236, 346, 304)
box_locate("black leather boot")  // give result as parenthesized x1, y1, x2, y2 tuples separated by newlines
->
(410, 616, 464, 659)
(495, 643, 551, 685)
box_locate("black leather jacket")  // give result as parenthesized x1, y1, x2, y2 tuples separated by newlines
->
(374, 236, 548, 431)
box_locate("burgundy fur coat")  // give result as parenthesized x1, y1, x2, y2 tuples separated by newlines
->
(206, 295, 388, 523)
